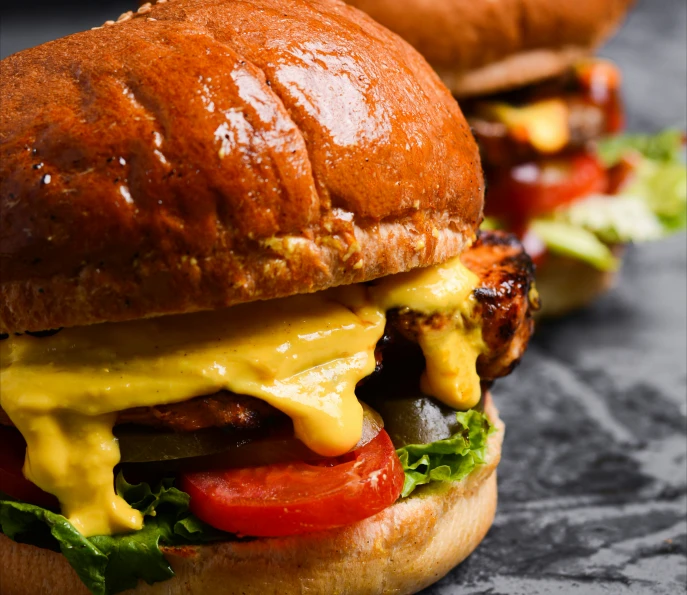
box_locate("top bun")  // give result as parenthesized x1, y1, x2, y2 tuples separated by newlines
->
(346, 0, 635, 96)
(0, 0, 483, 334)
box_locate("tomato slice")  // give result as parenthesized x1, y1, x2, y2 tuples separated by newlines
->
(486, 152, 608, 232)
(180, 430, 404, 537)
(0, 425, 59, 508)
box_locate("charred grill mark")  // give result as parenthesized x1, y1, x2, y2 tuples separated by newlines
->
(1, 328, 63, 340)
(387, 309, 454, 342)
(25, 328, 63, 338)
(384, 230, 536, 383)
(472, 229, 527, 251)
(465, 230, 537, 380)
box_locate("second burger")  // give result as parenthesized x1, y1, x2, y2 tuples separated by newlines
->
(348, 0, 687, 316)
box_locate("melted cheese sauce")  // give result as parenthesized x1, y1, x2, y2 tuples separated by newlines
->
(484, 98, 570, 154)
(371, 257, 485, 409)
(0, 259, 483, 537)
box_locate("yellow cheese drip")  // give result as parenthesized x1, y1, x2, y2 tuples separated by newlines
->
(371, 256, 485, 409)
(0, 258, 484, 537)
(0, 287, 385, 536)
(483, 98, 570, 154)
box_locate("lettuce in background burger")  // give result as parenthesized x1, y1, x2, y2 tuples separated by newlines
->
(0, 0, 538, 593)
(347, 0, 687, 316)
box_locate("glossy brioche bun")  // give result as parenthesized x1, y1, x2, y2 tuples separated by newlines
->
(535, 247, 625, 318)
(346, 0, 635, 96)
(0, 0, 484, 335)
(0, 394, 502, 595)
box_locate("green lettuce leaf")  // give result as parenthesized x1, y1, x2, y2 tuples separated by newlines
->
(555, 194, 664, 244)
(2, 409, 496, 593)
(596, 129, 685, 166)
(530, 130, 686, 270)
(594, 130, 686, 235)
(622, 158, 687, 233)
(530, 220, 619, 271)
(0, 475, 225, 595)
(480, 216, 502, 231)
(396, 409, 494, 498)
(0, 494, 110, 592)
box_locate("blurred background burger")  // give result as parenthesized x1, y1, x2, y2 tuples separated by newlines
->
(348, 0, 687, 316)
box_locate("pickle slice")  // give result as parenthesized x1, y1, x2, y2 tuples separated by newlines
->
(116, 403, 383, 464)
(367, 396, 466, 448)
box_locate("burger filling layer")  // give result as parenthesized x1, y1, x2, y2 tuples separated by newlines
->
(0, 231, 536, 595)
(0, 257, 484, 537)
(469, 59, 686, 271)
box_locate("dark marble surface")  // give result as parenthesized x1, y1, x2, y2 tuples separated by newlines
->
(428, 238, 687, 595)
(1, 1, 686, 594)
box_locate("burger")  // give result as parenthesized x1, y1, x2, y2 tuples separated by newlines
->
(0, 1, 537, 593)
(347, 0, 687, 316)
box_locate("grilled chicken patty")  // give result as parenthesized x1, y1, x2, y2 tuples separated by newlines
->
(392, 230, 538, 381)
(0, 231, 536, 433)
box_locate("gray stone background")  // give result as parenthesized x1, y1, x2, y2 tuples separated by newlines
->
(1, 0, 685, 593)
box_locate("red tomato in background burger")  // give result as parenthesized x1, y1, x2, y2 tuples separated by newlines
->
(486, 152, 608, 233)
(181, 430, 404, 537)
(0, 425, 59, 509)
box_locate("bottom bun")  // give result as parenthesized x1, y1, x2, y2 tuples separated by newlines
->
(0, 396, 503, 595)
(534, 247, 625, 318)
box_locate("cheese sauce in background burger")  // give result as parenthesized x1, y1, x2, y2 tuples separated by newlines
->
(0, 1, 538, 593)
(347, 0, 687, 317)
